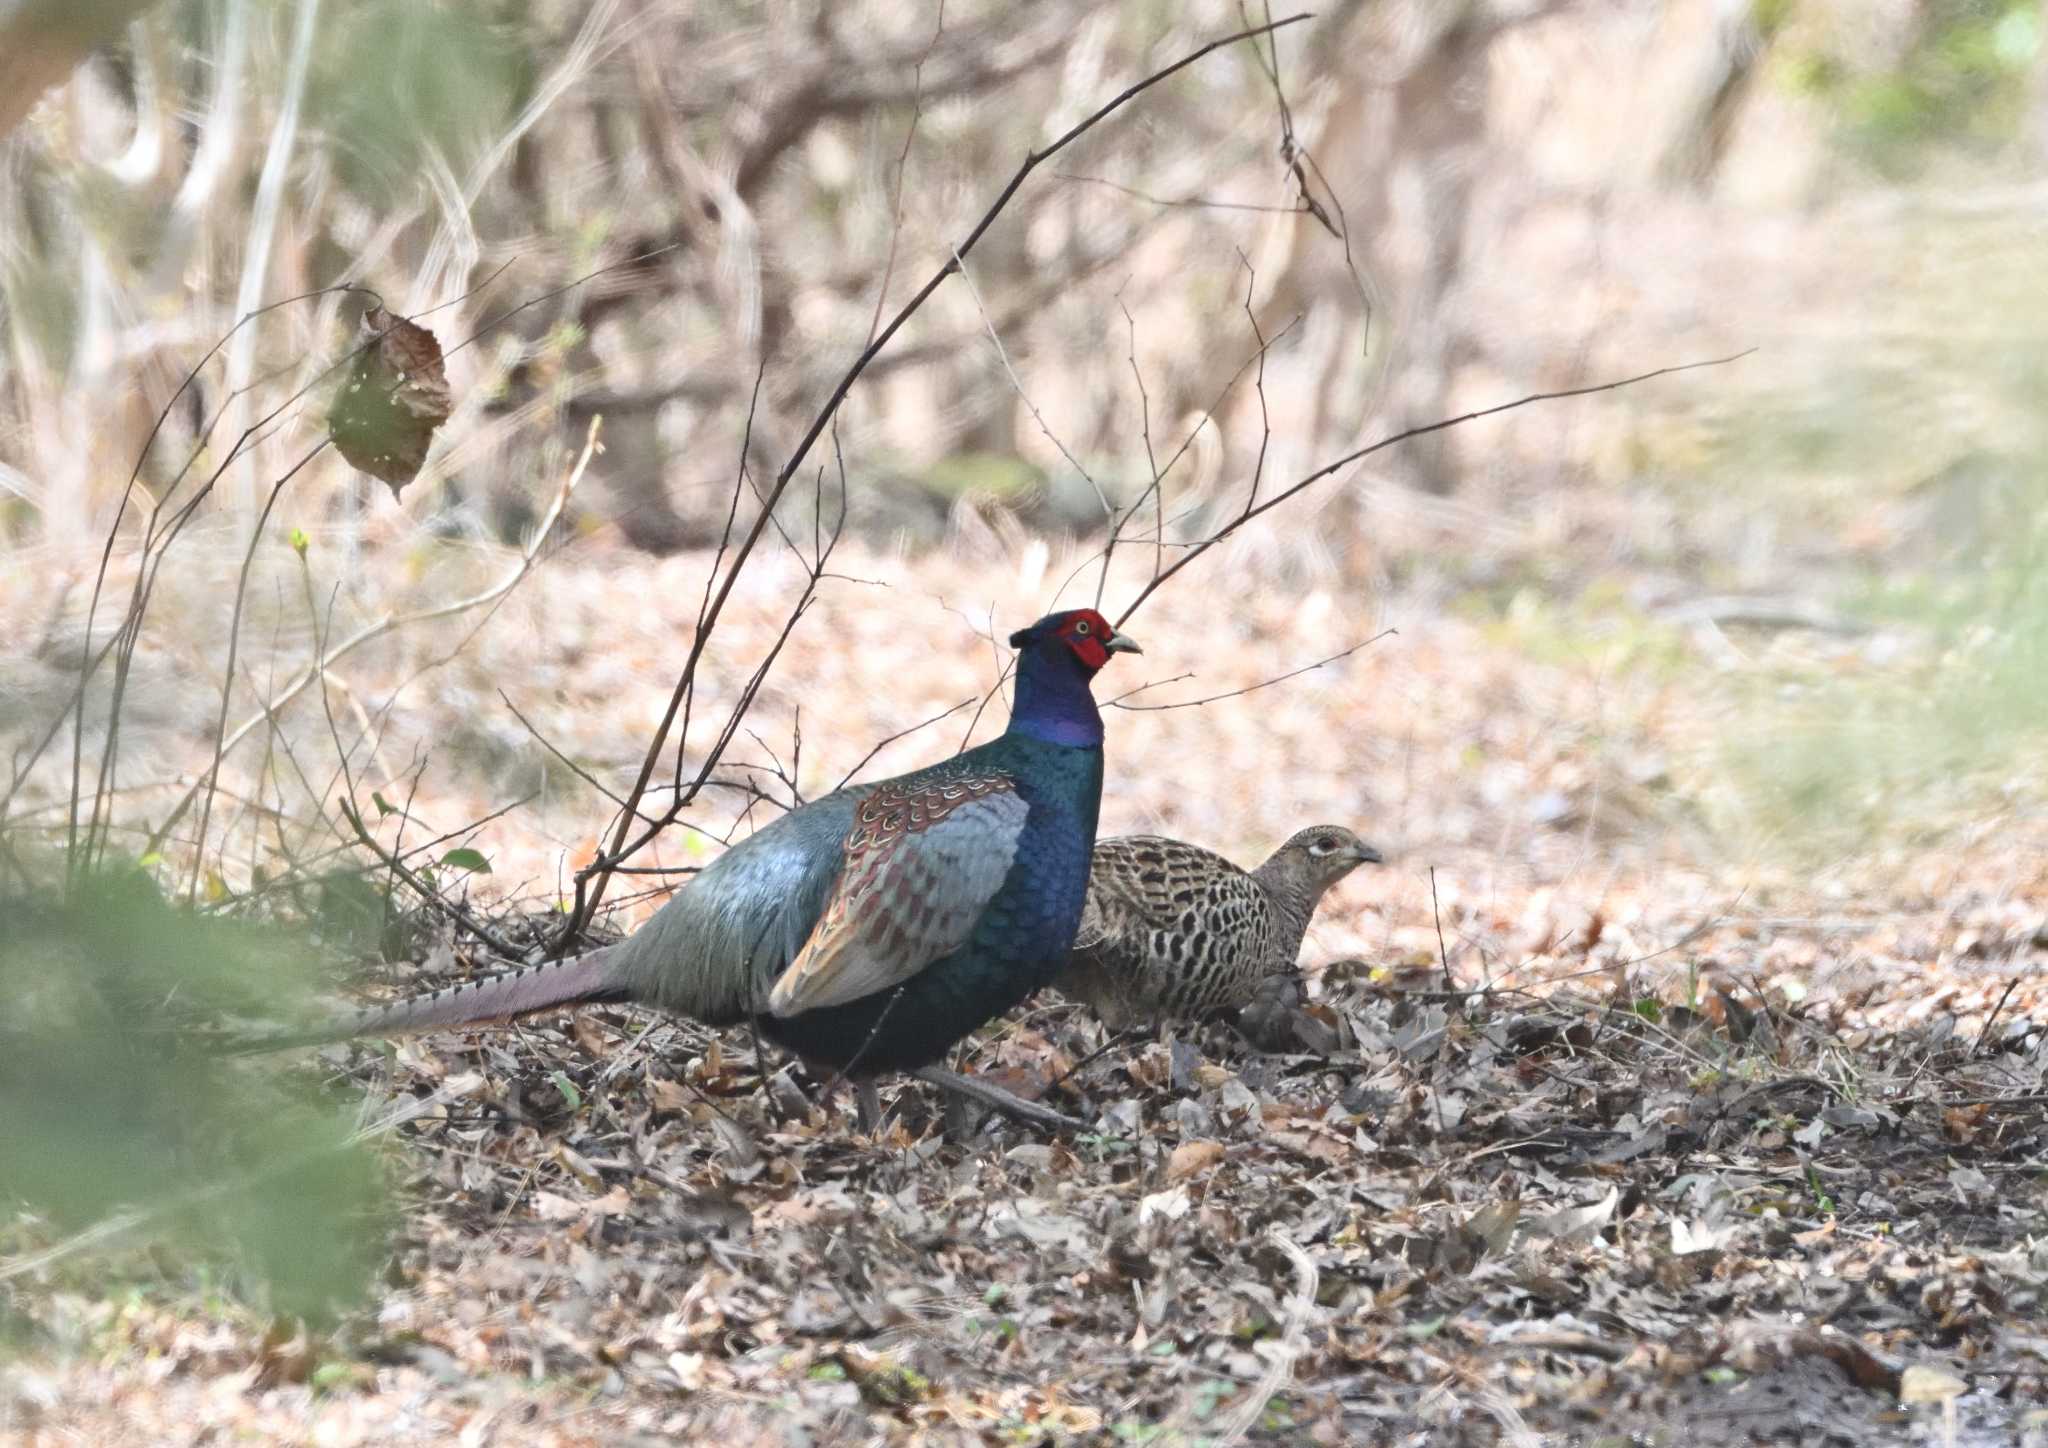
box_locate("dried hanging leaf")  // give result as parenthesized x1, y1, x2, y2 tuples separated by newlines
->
(329, 305, 452, 496)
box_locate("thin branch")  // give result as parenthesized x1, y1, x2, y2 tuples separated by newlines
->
(1431, 866, 1454, 994)
(1118, 296, 1164, 581)
(834, 696, 978, 792)
(142, 417, 598, 858)
(498, 691, 641, 818)
(188, 439, 330, 903)
(1109, 631, 1393, 711)
(953, 242, 1111, 520)
(1971, 976, 2022, 1057)
(864, 1, 947, 348)
(1116, 352, 1755, 626)
(564, 13, 1311, 942)
(55, 282, 378, 877)
(1052, 171, 1309, 214)
(1088, 306, 1302, 609)
(1100, 671, 1193, 707)
(335, 795, 520, 959)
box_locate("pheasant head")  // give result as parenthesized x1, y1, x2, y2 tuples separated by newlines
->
(1006, 608, 1140, 746)
(1255, 825, 1382, 907)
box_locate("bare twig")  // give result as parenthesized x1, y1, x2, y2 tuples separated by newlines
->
(1052, 172, 1309, 214)
(1086, 295, 1302, 610)
(953, 242, 1112, 520)
(834, 696, 978, 792)
(562, 13, 1311, 945)
(498, 691, 641, 818)
(1431, 865, 1455, 994)
(1115, 351, 1755, 627)
(1971, 976, 2022, 1057)
(334, 795, 521, 959)
(1111, 632, 1393, 711)
(142, 417, 598, 861)
(864, 1, 947, 348)
(188, 440, 330, 903)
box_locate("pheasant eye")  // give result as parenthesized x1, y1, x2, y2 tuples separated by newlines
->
(1074, 620, 1092, 635)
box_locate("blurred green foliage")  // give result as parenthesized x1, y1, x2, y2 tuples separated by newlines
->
(305, 0, 533, 203)
(1709, 463, 2048, 858)
(915, 451, 1047, 502)
(0, 862, 390, 1323)
(1781, 0, 2044, 174)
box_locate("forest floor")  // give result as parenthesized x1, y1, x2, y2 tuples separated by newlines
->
(3, 520, 2047, 1446)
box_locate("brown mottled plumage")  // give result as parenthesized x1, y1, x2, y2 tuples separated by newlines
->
(1056, 825, 1381, 1029)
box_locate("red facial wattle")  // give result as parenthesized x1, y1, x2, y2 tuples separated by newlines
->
(1060, 611, 1116, 671)
(1069, 634, 1110, 670)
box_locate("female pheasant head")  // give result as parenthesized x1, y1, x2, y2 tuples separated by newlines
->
(1006, 607, 1140, 747)
(1256, 825, 1383, 905)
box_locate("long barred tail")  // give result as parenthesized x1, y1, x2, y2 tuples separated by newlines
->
(227, 947, 631, 1054)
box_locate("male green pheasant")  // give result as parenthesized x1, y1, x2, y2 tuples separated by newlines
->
(1056, 825, 1380, 1030)
(260, 609, 1137, 1115)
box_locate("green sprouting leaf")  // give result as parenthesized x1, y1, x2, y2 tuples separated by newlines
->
(288, 527, 310, 558)
(550, 1071, 583, 1111)
(371, 792, 397, 819)
(440, 848, 491, 875)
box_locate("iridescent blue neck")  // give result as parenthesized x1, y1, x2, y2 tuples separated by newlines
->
(1009, 645, 1104, 748)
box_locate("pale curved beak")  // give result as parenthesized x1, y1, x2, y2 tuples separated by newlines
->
(1105, 630, 1142, 656)
(1352, 841, 1384, 866)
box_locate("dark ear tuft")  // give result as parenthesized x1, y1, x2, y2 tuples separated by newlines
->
(1007, 626, 1033, 648)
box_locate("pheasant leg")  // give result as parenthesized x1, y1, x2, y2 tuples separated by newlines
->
(855, 1079, 886, 1134)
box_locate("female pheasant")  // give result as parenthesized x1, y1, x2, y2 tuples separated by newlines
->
(267, 609, 1137, 1097)
(1056, 825, 1380, 1030)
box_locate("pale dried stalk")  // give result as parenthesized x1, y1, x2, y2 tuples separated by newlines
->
(1214, 1229, 1318, 1447)
(222, 0, 322, 513)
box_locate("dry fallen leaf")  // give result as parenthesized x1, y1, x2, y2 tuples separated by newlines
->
(1533, 1185, 1620, 1244)
(1670, 1215, 1740, 1255)
(1898, 1364, 1967, 1404)
(1166, 1139, 1225, 1181)
(1138, 1186, 1191, 1226)
(532, 1191, 584, 1221)
(647, 1076, 694, 1113)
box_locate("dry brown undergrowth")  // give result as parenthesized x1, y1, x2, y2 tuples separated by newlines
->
(5, 535, 2048, 1446)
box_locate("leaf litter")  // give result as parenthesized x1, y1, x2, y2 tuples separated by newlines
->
(4, 544, 2048, 1445)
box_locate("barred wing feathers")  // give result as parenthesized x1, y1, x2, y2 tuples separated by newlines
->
(766, 772, 1028, 1017)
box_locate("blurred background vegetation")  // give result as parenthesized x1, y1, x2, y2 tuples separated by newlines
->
(0, 860, 389, 1325)
(2, 0, 2047, 1314)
